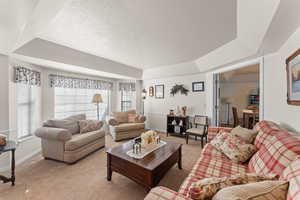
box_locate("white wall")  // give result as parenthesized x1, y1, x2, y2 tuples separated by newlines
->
(263, 26, 300, 132)
(0, 54, 10, 169)
(143, 73, 206, 132)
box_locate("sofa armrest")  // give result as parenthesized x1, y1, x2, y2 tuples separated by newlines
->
(144, 187, 192, 200)
(106, 116, 119, 126)
(207, 127, 233, 142)
(35, 127, 72, 142)
(137, 115, 146, 123)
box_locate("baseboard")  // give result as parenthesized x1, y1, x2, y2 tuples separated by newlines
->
(0, 149, 41, 173)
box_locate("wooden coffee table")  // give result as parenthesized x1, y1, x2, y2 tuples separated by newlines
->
(106, 140, 182, 190)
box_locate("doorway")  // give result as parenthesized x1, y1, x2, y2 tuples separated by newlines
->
(213, 63, 262, 128)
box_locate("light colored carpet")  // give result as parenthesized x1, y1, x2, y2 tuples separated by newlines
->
(0, 134, 203, 200)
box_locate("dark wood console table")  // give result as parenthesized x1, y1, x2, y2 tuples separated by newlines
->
(166, 115, 189, 137)
(0, 140, 16, 186)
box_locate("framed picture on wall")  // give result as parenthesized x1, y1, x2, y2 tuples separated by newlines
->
(149, 86, 154, 97)
(286, 49, 300, 105)
(192, 82, 205, 92)
(155, 85, 164, 99)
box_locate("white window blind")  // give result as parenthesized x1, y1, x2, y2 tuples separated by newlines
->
(55, 87, 110, 120)
(121, 90, 136, 112)
(16, 84, 41, 139)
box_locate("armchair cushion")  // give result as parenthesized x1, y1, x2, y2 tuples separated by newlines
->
(65, 129, 105, 151)
(112, 110, 136, 123)
(128, 113, 138, 123)
(111, 123, 145, 132)
(35, 127, 72, 141)
(43, 119, 79, 134)
(186, 127, 205, 135)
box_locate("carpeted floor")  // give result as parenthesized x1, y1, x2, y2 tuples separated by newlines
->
(0, 134, 203, 200)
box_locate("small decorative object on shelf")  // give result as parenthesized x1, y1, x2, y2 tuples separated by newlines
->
(174, 125, 181, 134)
(181, 106, 187, 116)
(171, 120, 177, 125)
(0, 134, 7, 147)
(179, 120, 183, 126)
(169, 109, 175, 116)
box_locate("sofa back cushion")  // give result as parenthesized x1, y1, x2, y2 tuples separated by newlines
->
(253, 120, 281, 149)
(113, 110, 136, 123)
(248, 130, 300, 176)
(64, 114, 86, 121)
(43, 119, 79, 134)
(79, 120, 103, 134)
(280, 157, 300, 200)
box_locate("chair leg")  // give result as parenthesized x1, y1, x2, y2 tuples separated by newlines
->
(201, 137, 204, 148)
(186, 133, 189, 144)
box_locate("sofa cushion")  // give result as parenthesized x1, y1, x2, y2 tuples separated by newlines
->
(208, 127, 233, 143)
(79, 120, 103, 134)
(179, 144, 248, 196)
(220, 135, 257, 163)
(112, 110, 136, 123)
(128, 113, 138, 123)
(253, 120, 281, 149)
(65, 130, 105, 151)
(231, 126, 258, 143)
(280, 157, 300, 200)
(43, 119, 79, 134)
(248, 130, 300, 176)
(188, 174, 278, 200)
(213, 181, 288, 200)
(111, 123, 145, 132)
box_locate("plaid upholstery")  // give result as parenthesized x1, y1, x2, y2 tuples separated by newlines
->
(145, 187, 191, 200)
(280, 157, 300, 200)
(253, 120, 281, 149)
(178, 144, 247, 196)
(249, 130, 300, 176)
(207, 127, 233, 142)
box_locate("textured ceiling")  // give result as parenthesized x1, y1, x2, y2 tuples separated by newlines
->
(39, 0, 237, 69)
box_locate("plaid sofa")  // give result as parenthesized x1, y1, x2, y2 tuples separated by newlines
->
(144, 121, 300, 200)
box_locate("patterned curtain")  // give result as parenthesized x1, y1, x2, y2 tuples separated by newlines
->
(14, 66, 41, 86)
(119, 82, 136, 91)
(49, 74, 113, 90)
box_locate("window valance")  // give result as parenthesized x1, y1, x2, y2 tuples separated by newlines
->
(14, 66, 41, 86)
(49, 74, 113, 90)
(119, 82, 136, 91)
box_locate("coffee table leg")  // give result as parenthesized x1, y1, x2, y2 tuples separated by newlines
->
(107, 153, 112, 181)
(178, 146, 182, 170)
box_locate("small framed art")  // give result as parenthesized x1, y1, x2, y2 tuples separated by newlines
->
(155, 85, 164, 99)
(192, 82, 205, 92)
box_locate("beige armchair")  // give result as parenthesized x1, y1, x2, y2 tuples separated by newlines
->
(107, 110, 146, 141)
(35, 114, 105, 164)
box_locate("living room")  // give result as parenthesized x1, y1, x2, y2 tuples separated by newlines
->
(1, 0, 300, 200)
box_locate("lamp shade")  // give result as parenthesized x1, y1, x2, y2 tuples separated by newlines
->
(92, 94, 103, 103)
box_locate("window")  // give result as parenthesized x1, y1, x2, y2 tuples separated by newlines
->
(16, 84, 41, 139)
(121, 90, 136, 112)
(55, 87, 110, 120)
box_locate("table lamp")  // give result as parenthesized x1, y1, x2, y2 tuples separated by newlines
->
(92, 94, 103, 120)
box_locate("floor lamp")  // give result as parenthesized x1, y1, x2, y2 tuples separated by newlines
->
(142, 89, 147, 115)
(92, 94, 103, 120)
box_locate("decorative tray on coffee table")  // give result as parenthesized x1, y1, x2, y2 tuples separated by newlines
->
(126, 140, 167, 159)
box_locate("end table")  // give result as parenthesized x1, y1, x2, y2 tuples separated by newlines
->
(0, 140, 16, 186)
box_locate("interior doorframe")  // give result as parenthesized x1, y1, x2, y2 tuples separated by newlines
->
(210, 57, 264, 126)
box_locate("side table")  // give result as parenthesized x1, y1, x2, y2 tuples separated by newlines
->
(0, 140, 16, 186)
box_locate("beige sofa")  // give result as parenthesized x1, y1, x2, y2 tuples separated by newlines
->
(35, 114, 105, 164)
(107, 110, 146, 141)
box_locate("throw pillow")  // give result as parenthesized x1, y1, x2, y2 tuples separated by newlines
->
(78, 120, 103, 134)
(210, 131, 230, 151)
(128, 113, 138, 123)
(231, 126, 258, 143)
(220, 134, 257, 163)
(137, 115, 146, 123)
(112, 112, 129, 123)
(280, 157, 300, 200)
(212, 181, 288, 200)
(188, 173, 277, 200)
